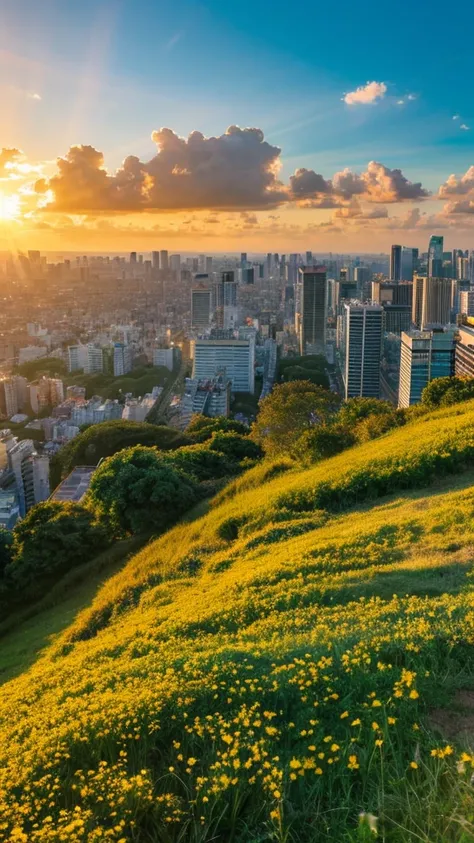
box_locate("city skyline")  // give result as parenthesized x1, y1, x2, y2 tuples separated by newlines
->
(1, 0, 474, 251)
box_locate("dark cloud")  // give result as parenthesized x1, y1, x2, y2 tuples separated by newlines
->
(36, 127, 287, 212)
(289, 168, 332, 198)
(289, 161, 429, 205)
(0, 147, 22, 177)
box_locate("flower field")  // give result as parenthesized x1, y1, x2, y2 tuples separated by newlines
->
(3, 401, 474, 840)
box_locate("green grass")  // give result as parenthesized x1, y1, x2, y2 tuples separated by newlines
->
(3, 402, 474, 840)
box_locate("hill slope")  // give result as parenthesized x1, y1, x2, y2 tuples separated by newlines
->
(3, 402, 474, 841)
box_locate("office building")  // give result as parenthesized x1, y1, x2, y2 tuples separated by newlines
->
(421, 276, 452, 328)
(215, 272, 238, 329)
(205, 256, 213, 274)
(0, 491, 20, 531)
(191, 284, 212, 331)
(68, 344, 88, 372)
(459, 291, 474, 317)
(170, 254, 181, 272)
(178, 374, 231, 429)
(129, 252, 137, 265)
(398, 328, 455, 408)
(160, 250, 169, 271)
(22, 454, 50, 512)
(455, 322, 474, 377)
(152, 251, 160, 270)
(390, 245, 402, 281)
(412, 275, 424, 328)
(7, 438, 36, 516)
(428, 235, 444, 278)
(241, 267, 255, 285)
(354, 266, 371, 295)
(341, 302, 383, 399)
(192, 338, 255, 393)
(306, 251, 313, 266)
(382, 304, 412, 335)
(401, 247, 416, 281)
(297, 266, 327, 355)
(153, 347, 179, 371)
(240, 253, 248, 268)
(113, 343, 133, 377)
(0, 379, 19, 417)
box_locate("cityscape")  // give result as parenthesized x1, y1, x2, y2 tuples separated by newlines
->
(0, 236, 472, 528)
(3, 0, 474, 840)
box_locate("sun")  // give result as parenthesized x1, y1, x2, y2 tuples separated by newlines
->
(0, 191, 21, 221)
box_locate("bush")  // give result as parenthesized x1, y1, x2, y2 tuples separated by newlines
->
(50, 420, 191, 489)
(165, 444, 234, 481)
(422, 376, 474, 409)
(207, 431, 264, 462)
(5, 502, 109, 596)
(86, 446, 199, 536)
(295, 422, 355, 464)
(187, 415, 249, 443)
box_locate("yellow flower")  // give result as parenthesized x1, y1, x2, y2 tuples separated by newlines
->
(351, 718, 361, 726)
(348, 754, 359, 770)
(409, 690, 419, 700)
(410, 761, 418, 769)
(340, 711, 349, 719)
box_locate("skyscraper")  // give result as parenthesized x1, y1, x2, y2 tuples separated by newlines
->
(160, 250, 169, 271)
(428, 235, 444, 278)
(192, 338, 255, 393)
(398, 329, 455, 408)
(412, 275, 424, 328)
(191, 285, 212, 331)
(390, 245, 402, 281)
(298, 267, 327, 355)
(421, 276, 452, 328)
(152, 251, 160, 270)
(341, 302, 383, 399)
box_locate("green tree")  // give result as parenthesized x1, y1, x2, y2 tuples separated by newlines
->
(86, 446, 199, 536)
(186, 415, 249, 443)
(338, 397, 398, 427)
(252, 381, 341, 458)
(207, 431, 264, 462)
(165, 444, 233, 481)
(295, 423, 355, 465)
(5, 502, 109, 595)
(50, 420, 190, 489)
(421, 376, 474, 409)
(0, 528, 13, 576)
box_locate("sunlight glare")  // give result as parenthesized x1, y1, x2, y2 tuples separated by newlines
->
(0, 191, 21, 221)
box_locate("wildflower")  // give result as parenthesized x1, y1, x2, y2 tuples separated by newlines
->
(340, 711, 349, 719)
(348, 754, 360, 770)
(410, 762, 418, 769)
(351, 719, 361, 726)
(409, 690, 419, 700)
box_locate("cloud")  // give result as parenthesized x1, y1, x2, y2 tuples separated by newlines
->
(37, 126, 288, 212)
(343, 81, 387, 105)
(397, 100, 405, 106)
(289, 167, 332, 198)
(407, 94, 416, 101)
(453, 115, 460, 120)
(0, 147, 22, 177)
(443, 199, 474, 215)
(460, 124, 470, 131)
(359, 160, 430, 202)
(439, 166, 474, 198)
(27, 93, 42, 101)
(334, 201, 389, 220)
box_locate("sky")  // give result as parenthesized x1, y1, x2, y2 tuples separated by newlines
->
(1, 0, 474, 253)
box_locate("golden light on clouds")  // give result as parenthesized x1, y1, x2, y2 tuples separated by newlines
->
(0, 191, 21, 221)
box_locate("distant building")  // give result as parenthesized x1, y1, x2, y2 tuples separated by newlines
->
(68, 345, 88, 372)
(297, 266, 327, 355)
(113, 343, 132, 377)
(191, 285, 212, 331)
(340, 302, 383, 399)
(421, 276, 452, 329)
(428, 235, 444, 278)
(459, 291, 474, 317)
(455, 322, 474, 377)
(390, 245, 402, 281)
(179, 374, 231, 430)
(398, 328, 456, 408)
(0, 491, 20, 530)
(153, 347, 178, 371)
(192, 338, 255, 393)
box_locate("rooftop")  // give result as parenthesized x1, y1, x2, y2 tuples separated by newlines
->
(50, 466, 96, 503)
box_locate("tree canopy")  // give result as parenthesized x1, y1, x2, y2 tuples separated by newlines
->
(421, 376, 474, 409)
(251, 380, 341, 458)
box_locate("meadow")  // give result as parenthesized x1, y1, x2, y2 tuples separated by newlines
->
(2, 401, 474, 840)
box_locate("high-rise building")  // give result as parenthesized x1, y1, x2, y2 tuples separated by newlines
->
(0, 379, 19, 417)
(398, 328, 455, 408)
(412, 275, 424, 328)
(170, 254, 181, 272)
(160, 250, 169, 271)
(401, 247, 415, 281)
(130, 252, 137, 265)
(85, 345, 104, 375)
(421, 276, 452, 328)
(215, 272, 238, 329)
(341, 302, 383, 399)
(152, 251, 160, 270)
(455, 323, 474, 377)
(428, 235, 444, 278)
(241, 267, 255, 285)
(390, 245, 402, 281)
(205, 256, 213, 274)
(191, 285, 212, 331)
(192, 338, 255, 393)
(240, 253, 248, 268)
(297, 267, 327, 355)
(459, 291, 474, 317)
(113, 343, 133, 377)
(287, 254, 298, 285)
(68, 345, 88, 372)
(306, 251, 313, 266)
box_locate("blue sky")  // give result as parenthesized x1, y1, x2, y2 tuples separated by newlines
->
(2, 0, 473, 185)
(1, 0, 474, 251)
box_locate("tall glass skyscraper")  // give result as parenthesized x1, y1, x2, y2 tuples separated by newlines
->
(428, 235, 444, 277)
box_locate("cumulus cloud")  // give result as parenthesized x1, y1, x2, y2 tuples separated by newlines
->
(438, 166, 474, 198)
(289, 168, 332, 198)
(37, 126, 287, 213)
(360, 161, 430, 202)
(334, 201, 389, 220)
(343, 81, 387, 105)
(443, 199, 474, 215)
(453, 115, 460, 120)
(460, 124, 470, 131)
(0, 147, 22, 177)
(291, 161, 429, 204)
(27, 93, 42, 101)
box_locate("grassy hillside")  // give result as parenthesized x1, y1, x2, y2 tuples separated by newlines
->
(3, 402, 474, 840)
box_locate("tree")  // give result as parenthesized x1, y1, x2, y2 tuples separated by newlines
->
(86, 446, 199, 536)
(295, 423, 355, 465)
(338, 397, 398, 427)
(186, 415, 249, 443)
(0, 528, 13, 576)
(251, 381, 341, 458)
(207, 431, 264, 462)
(5, 502, 109, 595)
(165, 443, 233, 481)
(421, 376, 474, 409)
(50, 420, 191, 489)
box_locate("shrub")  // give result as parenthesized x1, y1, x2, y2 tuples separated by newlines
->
(86, 446, 199, 536)
(165, 443, 234, 481)
(187, 415, 249, 443)
(295, 422, 355, 465)
(5, 502, 109, 595)
(207, 431, 264, 462)
(422, 376, 474, 409)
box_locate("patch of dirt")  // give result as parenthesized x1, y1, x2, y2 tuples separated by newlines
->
(430, 691, 474, 744)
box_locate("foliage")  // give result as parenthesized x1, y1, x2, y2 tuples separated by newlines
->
(4, 501, 109, 597)
(252, 380, 341, 458)
(295, 421, 355, 464)
(3, 402, 474, 839)
(422, 375, 474, 409)
(14, 357, 67, 380)
(278, 354, 329, 389)
(338, 397, 399, 427)
(65, 365, 171, 400)
(164, 443, 234, 481)
(50, 420, 190, 488)
(86, 445, 199, 536)
(186, 414, 249, 443)
(207, 430, 264, 462)
(0, 529, 12, 575)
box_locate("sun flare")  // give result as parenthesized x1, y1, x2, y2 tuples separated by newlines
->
(0, 191, 21, 221)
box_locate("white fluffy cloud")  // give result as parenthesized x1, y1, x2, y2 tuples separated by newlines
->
(343, 81, 387, 105)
